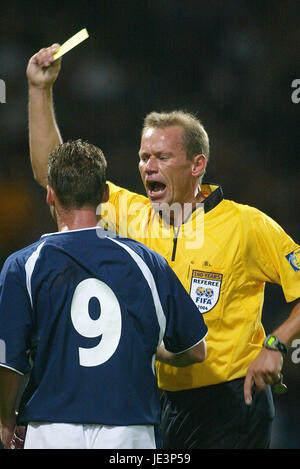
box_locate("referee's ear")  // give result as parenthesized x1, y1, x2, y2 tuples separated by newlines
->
(191, 153, 207, 178)
(101, 183, 109, 204)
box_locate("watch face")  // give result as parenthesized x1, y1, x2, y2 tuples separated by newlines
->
(264, 335, 287, 355)
(266, 336, 277, 347)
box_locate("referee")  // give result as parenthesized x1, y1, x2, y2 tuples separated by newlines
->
(25, 45, 300, 449)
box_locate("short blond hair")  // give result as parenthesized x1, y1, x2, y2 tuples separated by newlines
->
(142, 110, 210, 161)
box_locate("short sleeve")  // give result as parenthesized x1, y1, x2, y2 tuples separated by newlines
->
(0, 255, 33, 375)
(243, 206, 300, 302)
(162, 264, 208, 353)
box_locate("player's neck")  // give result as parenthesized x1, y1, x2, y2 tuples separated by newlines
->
(56, 208, 98, 232)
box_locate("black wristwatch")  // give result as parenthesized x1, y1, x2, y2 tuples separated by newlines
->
(263, 334, 287, 357)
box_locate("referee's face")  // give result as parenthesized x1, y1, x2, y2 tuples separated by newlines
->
(138, 125, 200, 209)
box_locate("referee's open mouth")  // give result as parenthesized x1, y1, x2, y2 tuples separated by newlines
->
(146, 180, 167, 201)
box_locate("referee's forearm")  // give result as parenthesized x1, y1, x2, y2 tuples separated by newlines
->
(28, 86, 63, 188)
(273, 299, 300, 345)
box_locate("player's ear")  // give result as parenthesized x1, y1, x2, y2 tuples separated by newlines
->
(46, 185, 55, 207)
(101, 183, 109, 203)
(191, 154, 206, 178)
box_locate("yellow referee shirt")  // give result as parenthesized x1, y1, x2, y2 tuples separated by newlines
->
(99, 182, 300, 390)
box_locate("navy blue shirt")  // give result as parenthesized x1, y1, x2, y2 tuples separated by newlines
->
(0, 227, 207, 426)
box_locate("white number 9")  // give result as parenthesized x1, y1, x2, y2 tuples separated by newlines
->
(70, 278, 122, 367)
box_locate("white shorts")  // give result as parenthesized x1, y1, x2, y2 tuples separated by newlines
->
(24, 422, 158, 449)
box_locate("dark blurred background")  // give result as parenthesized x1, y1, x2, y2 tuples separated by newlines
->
(0, 0, 299, 448)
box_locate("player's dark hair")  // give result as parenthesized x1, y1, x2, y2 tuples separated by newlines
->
(47, 139, 107, 209)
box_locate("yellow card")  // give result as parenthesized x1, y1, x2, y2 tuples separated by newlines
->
(53, 28, 89, 60)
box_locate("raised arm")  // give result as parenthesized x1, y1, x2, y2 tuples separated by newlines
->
(26, 44, 63, 188)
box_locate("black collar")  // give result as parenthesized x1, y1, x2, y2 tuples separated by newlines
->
(157, 183, 223, 227)
(201, 183, 223, 213)
(184, 183, 223, 223)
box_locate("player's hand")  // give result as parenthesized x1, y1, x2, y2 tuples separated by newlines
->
(10, 426, 25, 449)
(0, 425, 15, 449)
(244, 348, 283, 405)
(26, 44, 61, 89)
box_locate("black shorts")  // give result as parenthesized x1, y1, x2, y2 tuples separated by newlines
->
(160, 378, 275, 449)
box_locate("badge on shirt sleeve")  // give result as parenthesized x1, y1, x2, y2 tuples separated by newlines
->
(190, 270, 223, 313)
(286, 248, 300, 272)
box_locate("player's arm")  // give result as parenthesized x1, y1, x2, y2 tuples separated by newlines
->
(0, 367, 22, 449)
(244, 299, 300, 405)
(156, 339, 206, 367)
(156, 258, 208, 367)
(27, 44, 63, 188)
(0, 255, 34, 448)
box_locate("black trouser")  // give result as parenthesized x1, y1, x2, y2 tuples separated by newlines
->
(160, 378, 275, 449)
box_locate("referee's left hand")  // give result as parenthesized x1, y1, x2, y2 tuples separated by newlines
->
(244, 348, 283, 405)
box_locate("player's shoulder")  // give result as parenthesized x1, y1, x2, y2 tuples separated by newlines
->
(39, 227, 100, 246)
(0, 239, 45, 276)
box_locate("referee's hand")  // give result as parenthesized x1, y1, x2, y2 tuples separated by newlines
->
(26, 44, 61, 89)
(244, 348, 283, 405)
